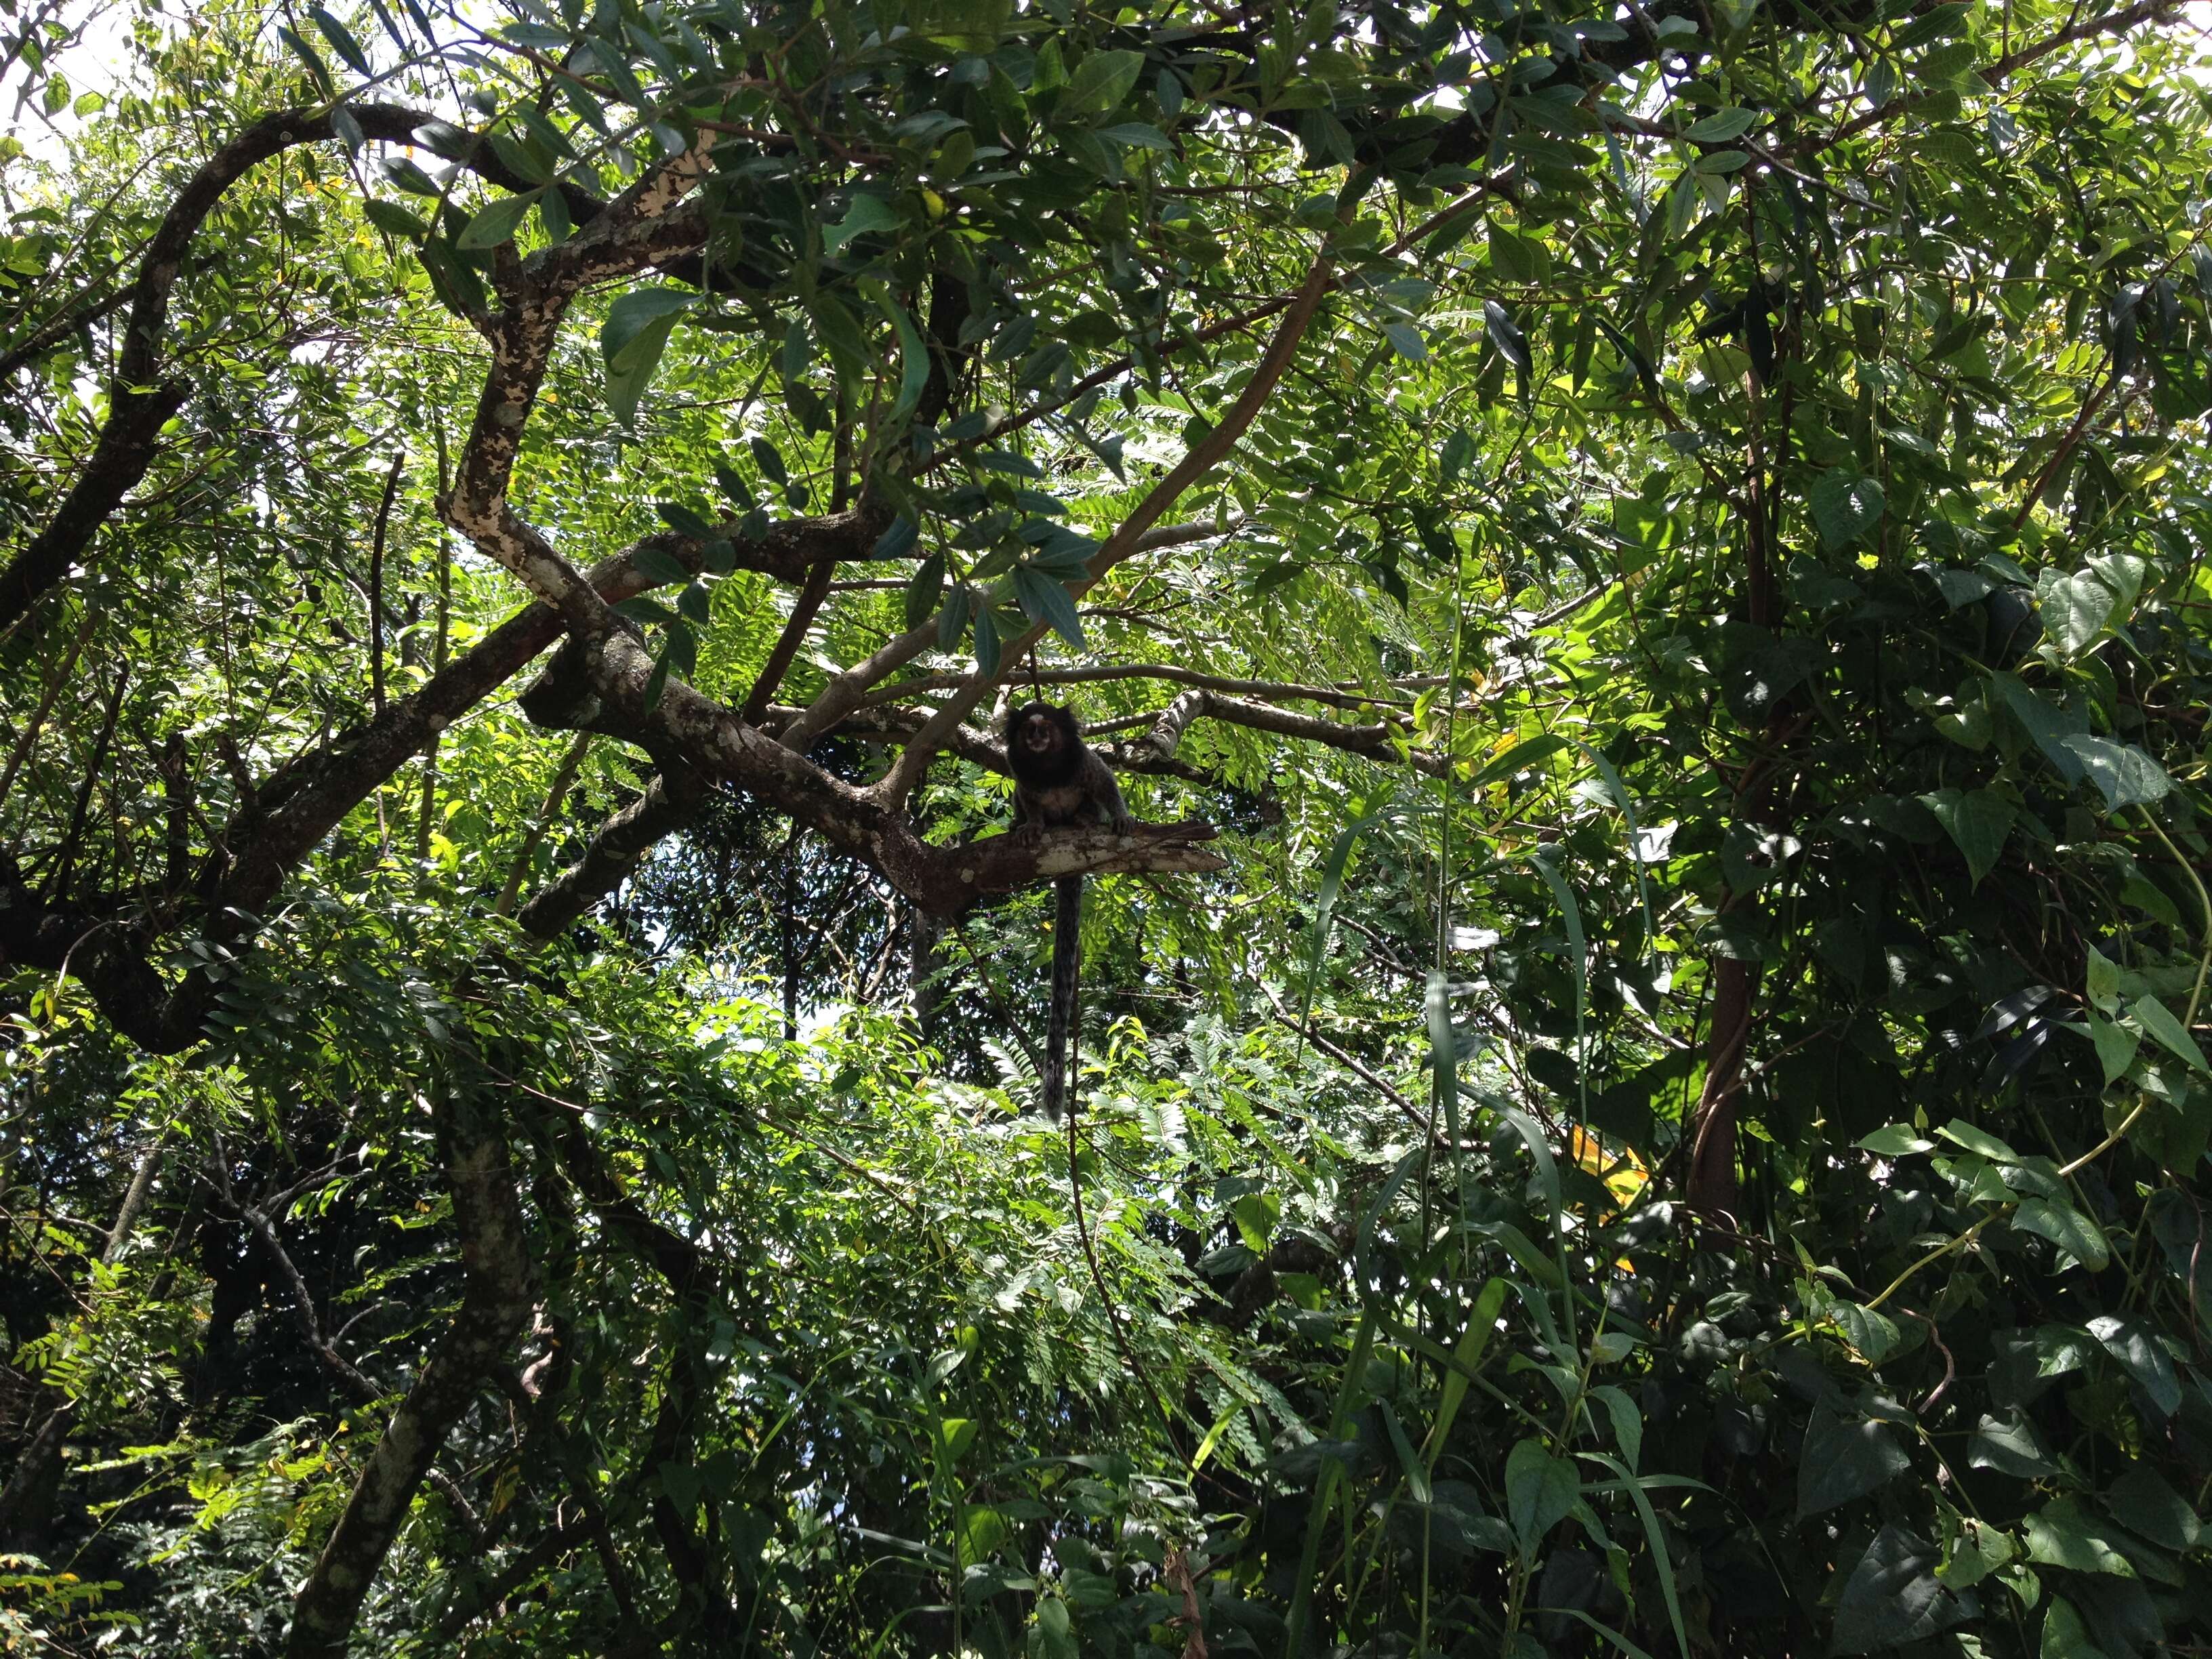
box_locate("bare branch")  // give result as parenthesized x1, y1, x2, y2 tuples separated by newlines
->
(0, 102, 634, 634)
(860, 655, 1404, 716)
(876, 243, 1348, 804)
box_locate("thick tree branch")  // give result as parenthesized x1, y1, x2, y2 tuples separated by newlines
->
(286, 1088, 531, 1659)
(0, 102, 635, 635)
(515, 762, 710, 939)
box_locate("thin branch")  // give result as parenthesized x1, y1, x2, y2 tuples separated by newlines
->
(367, 449, 405, 716)
(739, 552, 837, 725)
(495, 733, 593, 920)
(878, 232, 1353, 804)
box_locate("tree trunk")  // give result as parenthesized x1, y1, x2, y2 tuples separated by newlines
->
(909, 902, 944, 1043)
(1687, 957, 1754, 1215)
(285, 1090, 530, 1658)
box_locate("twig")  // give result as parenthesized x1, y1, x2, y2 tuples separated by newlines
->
(0, 598, 95, 811)
(367, 448, 405, 715)
(1260, 982, 1433, 1135)
(495, 734, 592, 918)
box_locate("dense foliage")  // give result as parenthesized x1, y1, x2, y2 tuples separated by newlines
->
(3, 0, 2211, 1654)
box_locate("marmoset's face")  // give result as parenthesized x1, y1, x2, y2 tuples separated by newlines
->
(1014, 712, 1065, 758)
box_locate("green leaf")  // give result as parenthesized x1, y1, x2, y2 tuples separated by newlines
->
(2084, 1013, 2141, 1083)
(904, 552, 944, 630)
(380, 155, 442, 197)
(873, 291, 930, 423)
(632, 546, 691, 586)
(362, 198, 429, 239)
(824, 192, 902, 255)
(2085, 944, 2123, 1015)
(612, 595, 676, 625)
(1035, 1594, 1077, 1659)
(1968, 1408, 2058, 1478)
(2107, 1467, 2201, 1552)
(2025, 1497, 2136, 1576)
(1811, 468, 1886, 550)
(1378, 1400, 1430, 1504)
(1990, 672, 2089, 783)
(1589, 1383, 1642, 1471)
(1936, 1118, 2020, 1161)
(1859, 1124, 1935, 1157)
(601, 288, 695, 426)
(1892, 1, 1971, 49)
(308, 5, 371, 74)
(1483, 300, 1532, 373)
(1429, 1277, 1509, 1463)
(750, 436, 787, 487)
(1095, 121, 1170, 150)
(1832, 1525, 1973, 1655)
(602, 287, 695, 367)
(2013, 1199, 2110, 1271)
(1938, 1513, 2018, 1591)
(1383, 321, 1427, 361)
(415, 237, 487, 317)
(2040, 1597, 2112, 1659)
(2086, 1314, 2181, 1416)
(276, 24, 335, 96)
(937, 581, 972, 650)
(2039, 569, 2116, 657)
(1683, 106, 1759, 142)
(1920, 787, 2013, 886)
(1062, 48, 1144, 116)
(934, 1417, 979, 1464)
(2057, 736, 2169, 808)
(1798, 1405, 1909, 1517)
(1504, 1437, 1578, 1553)
(972, 604, 1001, 676)
(655, 501, 716, 539)
(1923, 563, 1993, 608)
(2131, 996, 2208, 1073)
(1013, 567, 1084, 649)
(453, 190, 539, 250)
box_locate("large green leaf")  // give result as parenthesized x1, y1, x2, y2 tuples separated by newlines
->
(1799, 1405, 1910, 1516)
(1921, 787, 2014, 886)
(1831, 1526, 1974, 1654)
(1061, 48, 1143, 115)
(600, 288, 697, 426)
(2025, 1498, 2137, 1576)
(1504, 1437, 1578, 1553)
(1811, 469, 1886, 549)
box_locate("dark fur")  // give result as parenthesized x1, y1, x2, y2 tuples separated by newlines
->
(1002, 703, 1134, 1120)
(1004, 703, 1134, 838)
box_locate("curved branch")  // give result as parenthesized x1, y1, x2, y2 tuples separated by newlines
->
(515, 762, 710, 939)
(1800, 0, 2183, 157)
(876, 237, 1351, 804)
(0, 98, 643, 634)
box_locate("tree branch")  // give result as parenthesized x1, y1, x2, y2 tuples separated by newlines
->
(876, 237, 1350, 804)
(286, 1088, 531, 1658)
